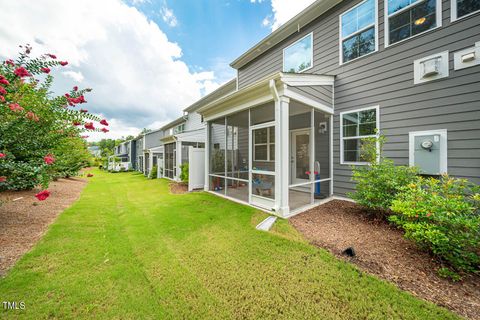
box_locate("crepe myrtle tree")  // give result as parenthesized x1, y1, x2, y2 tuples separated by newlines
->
(0, 45, 109, 201)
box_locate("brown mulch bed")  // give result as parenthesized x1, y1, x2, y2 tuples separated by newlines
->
(290, 200, 480, 320)
(169, 182, 188, 194)
(0, 176, 88, 277)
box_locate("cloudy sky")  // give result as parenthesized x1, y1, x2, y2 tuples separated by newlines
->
(0, 0, 315, 141)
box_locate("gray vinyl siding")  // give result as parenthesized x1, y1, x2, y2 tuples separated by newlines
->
(185, 112, 204, 131)
(289, 85, 333, 108)
(144, 130, 164, 149)
(237, 0, 480, 195)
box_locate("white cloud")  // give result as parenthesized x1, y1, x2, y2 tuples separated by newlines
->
(160, 3, 178, 27)
(262, 0, 316, 30)
(0, 0, 222, 141)
(63, 71, 84, 82)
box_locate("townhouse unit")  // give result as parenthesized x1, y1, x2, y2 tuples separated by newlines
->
(142, 129, 164, 177)
(110, 139, 136, 171)
(195, 0, 480, 217)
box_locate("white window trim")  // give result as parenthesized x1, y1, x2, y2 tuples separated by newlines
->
(384, 0, 442, 48)
(253, 126, 275, 162)
(282, 32, 314, 74)
(340, 105, 380, 165)
(339, 0, 379, 65)
(451, 0, 480, 21)
(409, 129, 448, 174)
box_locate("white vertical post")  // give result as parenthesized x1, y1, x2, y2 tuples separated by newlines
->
(310, 108, 315, 205)
(176, 140, 182, 181)
(275, 96, 290, 216)
(204, 123, 210, 191)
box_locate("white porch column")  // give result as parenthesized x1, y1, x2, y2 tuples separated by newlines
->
(204, 123, 210, 191)
(274, 96, 290, 217)
(175, 140, 182, 181)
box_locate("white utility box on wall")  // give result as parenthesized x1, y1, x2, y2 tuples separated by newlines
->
(413, 51, 449, 84)
(409, 129, 448, 175)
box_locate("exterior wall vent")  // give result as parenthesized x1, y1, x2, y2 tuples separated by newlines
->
(454, 42, 480, 70)
(413, 51, 449, 84)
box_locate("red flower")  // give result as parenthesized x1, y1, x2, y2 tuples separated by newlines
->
(101, 127, 109, 133)
(14, 67, 31, 77)
(44, 154, 55, 165)
(0, 76, 9, 85)
(0, 86, 6, 95)
(25, 111, 39, 122)
(41, 67, 51, 74)
(35, 190, 50, 201)
(5, 59, 14, 66)
(0, 176, 6, 182)
(0, 153, 5, 158)
(84, 122, 95, 130)
(59, 61, 68, 66)
(65, 93, 70, 98)
(47, 54, 57, 59)
(73, 86, 78, 91)
(87, 173, 93, 177)
(100, 119, 109, 126)
(80, 108, 88, 113)
(0, 96, 4, 103)
(73, 121, 81, 126)
(8, 103, 24, 112)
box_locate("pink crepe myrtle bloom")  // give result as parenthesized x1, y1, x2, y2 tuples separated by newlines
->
(73, 86, 78, 91)
(44, 154, 55, 165)
(0, 75, 9, 85)
(59, 61, 68, 66)
(80, 108, 88, 113)
(73, 121, 81, 126)
(25, 111, 39, 122)
(0, 176, 6, 182)
(9, 103, 24, 112)
(41, 67, 51, 74)
(100, 119, 109, 126)
(101, 127, 109, 133)
(0, 153, 6, 158)
(5, 59, 14, 66)
(35, 190, 50, 201)
(0, 86, 6, 95)
(0, 96, 4, 103)
(84, 122, 95, 130)
(47, 53, 57, 59)
(14, 67, 31, 77)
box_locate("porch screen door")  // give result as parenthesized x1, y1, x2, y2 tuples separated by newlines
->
(291, 130, 310, 185)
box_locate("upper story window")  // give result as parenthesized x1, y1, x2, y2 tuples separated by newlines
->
(452, 0, 480, 20)
(340, 0, 378, 64)
(340, 106, 378, 164)
(283, 33, 313, 73)
(386, 0, 441, 46)
(173, 123, 185, 134)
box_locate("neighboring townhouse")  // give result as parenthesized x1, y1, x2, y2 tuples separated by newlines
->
(159, 79, 237, 182)
(143, 129, 164, 176)
(110, 140, 134, 171)
(197, 0, 480, 217)
(87, 146, 101, 158)
(134, 135, 144, 172)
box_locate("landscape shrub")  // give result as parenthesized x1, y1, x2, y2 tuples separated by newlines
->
(149, 165, 157, 179)
(180, 163, 188, 183)
(349, 133, 419, 216)
(390, 176, 480, 274)
(0, 45, 109, 201)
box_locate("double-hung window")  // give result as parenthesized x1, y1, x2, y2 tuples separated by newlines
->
(340, 0, 378, 64)
(452, 0, 480, 20)
(283, 33, 313, 73)
(253, 127, 275, 161)
(386, 0, 441, 45)
(340, 106, 379, 164)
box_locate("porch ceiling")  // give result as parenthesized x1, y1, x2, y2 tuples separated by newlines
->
(197, 72, 335, 120)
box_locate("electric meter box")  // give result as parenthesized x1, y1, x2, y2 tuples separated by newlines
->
(413, 134, 441, 175)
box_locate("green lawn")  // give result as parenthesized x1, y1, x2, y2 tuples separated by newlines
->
(0, 170, 458, 319)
